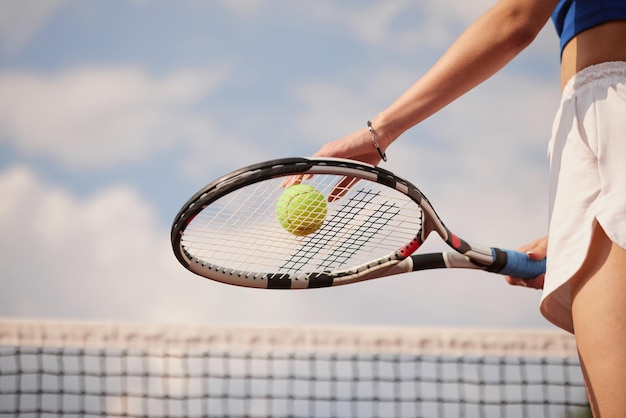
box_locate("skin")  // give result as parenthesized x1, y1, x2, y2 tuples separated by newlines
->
(311, 1, 626, 415)
(570, 225, 626, 417)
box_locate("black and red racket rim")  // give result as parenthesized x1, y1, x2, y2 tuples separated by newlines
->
(170, 157, 435, 270)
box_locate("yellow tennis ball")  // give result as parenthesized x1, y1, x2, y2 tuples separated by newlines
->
(276, 184, 327, 236)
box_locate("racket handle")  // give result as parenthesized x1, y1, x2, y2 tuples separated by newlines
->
(495, 249, 546, 279)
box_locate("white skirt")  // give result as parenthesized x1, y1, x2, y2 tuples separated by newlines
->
(540, 61, 626, 334)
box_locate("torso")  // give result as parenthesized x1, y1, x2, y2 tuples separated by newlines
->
(560, 20, 626, 89)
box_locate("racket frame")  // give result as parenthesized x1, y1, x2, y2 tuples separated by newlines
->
(171, 157, 530, 289)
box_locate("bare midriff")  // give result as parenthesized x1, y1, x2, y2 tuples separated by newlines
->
(560, 20, 626, 89)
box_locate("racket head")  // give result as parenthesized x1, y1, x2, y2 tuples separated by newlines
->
(171, 157, 445, 289)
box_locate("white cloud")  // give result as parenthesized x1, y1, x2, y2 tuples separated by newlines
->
(424, 0, 496, 24)
(0, 66, 229, 169)
(0, 65, 273, 178)
(0, 165, 168, 318)
(284, 0, 557, 56)
(293, 1, 430, 51)
(282, 0, 501, 52)
(215, 1, 440, 51)
(290, 66, 418, 146)
(0, 0, 69, 55)
(217, 0, 269, 17)
(290, 61, 559, 156)
(341, 1, 416, 46)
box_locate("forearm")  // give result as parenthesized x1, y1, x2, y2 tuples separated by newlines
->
(373, 0, 557, 145)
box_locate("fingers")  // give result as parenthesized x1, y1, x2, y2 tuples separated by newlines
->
(506, 273, 545, 289)
(281, 133, 382, 189)
(281, 174, 309, 188)
(506, 236, 548, 289)
(283, 127, 388, 192)
(282, 146, 379, 196)
(516, 236, 548, 258)
(328, 176, 360, 202)
(281, 174, 360, 203)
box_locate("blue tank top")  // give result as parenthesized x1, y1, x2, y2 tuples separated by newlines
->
(552, 0, 626, 53)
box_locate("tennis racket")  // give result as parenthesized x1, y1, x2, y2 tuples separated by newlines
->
(171, 157, 545, 289)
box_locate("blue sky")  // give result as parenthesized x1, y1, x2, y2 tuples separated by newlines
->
(0, 0, 564, 329)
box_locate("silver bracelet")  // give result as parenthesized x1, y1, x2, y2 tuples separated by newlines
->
(367, 121, 387, 162)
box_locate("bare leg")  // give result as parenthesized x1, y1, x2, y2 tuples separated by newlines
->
(570, 224, 626, 417)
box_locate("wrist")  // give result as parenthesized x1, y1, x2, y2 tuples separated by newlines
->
(366, 121, 387, 162)
(369, 114, 401, 150)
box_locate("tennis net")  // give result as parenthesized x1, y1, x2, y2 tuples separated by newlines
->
(0, 319, 588, 418)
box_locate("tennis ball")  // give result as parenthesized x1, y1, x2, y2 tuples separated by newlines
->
(276, 184, 327, 236)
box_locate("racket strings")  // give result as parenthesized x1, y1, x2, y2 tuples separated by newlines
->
(184, 185, 288, 272)
(181, 175, 423, 276)
(189, 182, 282, 245)
(279, 188, 384, 271)
(316, 194, 402, 271)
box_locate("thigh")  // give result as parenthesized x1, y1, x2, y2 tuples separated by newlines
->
(571, 224, 626, 417)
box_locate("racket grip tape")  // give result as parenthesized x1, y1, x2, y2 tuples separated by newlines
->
(494, 248, 546, 279)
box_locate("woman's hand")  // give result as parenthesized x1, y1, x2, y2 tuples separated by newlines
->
(506, 236, 548, 289)
(312, 125, 388, 167)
